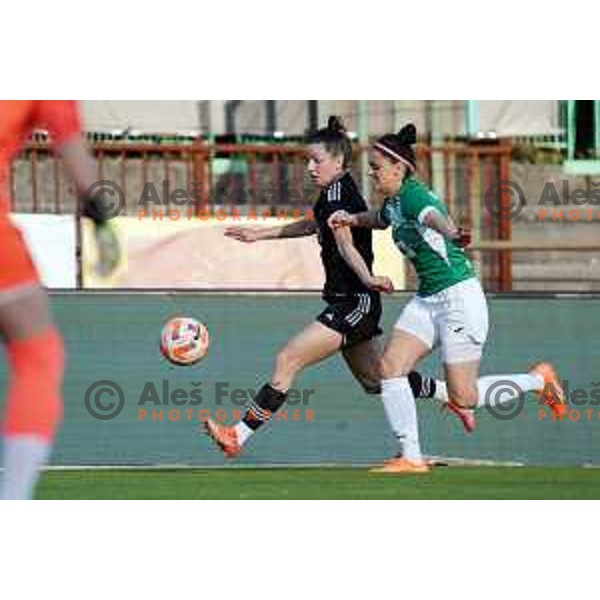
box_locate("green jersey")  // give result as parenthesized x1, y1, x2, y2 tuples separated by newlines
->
(378, 176, 475, 296)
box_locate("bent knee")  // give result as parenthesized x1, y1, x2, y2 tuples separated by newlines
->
(378, 356, 413, 380)
(357, 377, 381, 396)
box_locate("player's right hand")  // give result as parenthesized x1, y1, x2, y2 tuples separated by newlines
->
(224, 226, 260, 243)
(453, 227, 472, 248)
(94, 221, 121, 277)
(366, 275, 395, 294)
(328, 210, 355, 230)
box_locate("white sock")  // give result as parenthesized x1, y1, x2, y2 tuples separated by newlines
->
(234, 422, 254, 446)
(381, 377, 422, 461)
(431, 374, 543, 408)
(475, 373, 543, 408)
(1, 435, 52, 500)
(433, 380, 449, 403)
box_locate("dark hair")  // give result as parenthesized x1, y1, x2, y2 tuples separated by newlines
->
(373, 123, 417, 171)
(307, 116, 353, 169)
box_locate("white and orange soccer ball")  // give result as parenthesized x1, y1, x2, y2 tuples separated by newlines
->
(160, 317, 210, 366)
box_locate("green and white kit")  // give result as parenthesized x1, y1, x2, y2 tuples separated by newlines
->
(378, 176, 488, 363)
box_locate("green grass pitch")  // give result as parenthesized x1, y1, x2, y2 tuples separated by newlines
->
(35, 466, 600, 499)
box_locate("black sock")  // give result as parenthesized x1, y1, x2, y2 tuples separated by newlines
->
(408, 371, 436, 399)
(242, 383, 287, 431)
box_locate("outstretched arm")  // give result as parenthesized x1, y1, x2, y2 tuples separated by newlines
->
(225, 219, 318, 243)
(328, 209, 388, 231)
(52, 129, 122, 277)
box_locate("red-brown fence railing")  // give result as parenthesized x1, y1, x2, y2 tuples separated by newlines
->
(12, 139, 516, 289)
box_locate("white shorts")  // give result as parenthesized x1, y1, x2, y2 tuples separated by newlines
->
(394, 278, 489, 364)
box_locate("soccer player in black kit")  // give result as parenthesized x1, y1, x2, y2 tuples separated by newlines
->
(205, 117, 439, 458)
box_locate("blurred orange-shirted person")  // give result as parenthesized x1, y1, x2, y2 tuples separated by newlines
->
(0, 100, 118, 499)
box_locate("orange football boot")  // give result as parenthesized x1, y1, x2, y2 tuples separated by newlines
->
(204, 419, 242, 458)
(370, 456, 431, 474)
(530, 362, 568, 418)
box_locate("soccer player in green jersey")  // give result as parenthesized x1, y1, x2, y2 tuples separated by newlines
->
(329, 124, 566, 473)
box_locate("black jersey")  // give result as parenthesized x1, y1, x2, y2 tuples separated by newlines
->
(313, 172, 375, 296)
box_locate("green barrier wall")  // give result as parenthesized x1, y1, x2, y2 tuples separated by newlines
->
(2, 292, 599, 466)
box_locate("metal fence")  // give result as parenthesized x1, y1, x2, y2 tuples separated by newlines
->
(8, 138, 556, 292)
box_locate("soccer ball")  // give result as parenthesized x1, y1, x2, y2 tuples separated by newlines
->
(160, 317, 210, 366)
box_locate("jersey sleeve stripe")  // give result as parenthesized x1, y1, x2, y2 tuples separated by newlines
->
(417, 205, 441, 225)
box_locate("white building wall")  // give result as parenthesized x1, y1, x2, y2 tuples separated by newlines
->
(80, 100, 561, 137)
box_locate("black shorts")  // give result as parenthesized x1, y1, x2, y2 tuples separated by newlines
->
(317, 292, 383, 348)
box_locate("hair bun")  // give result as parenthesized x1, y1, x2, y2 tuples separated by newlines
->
(327, 115, 346, 133)
(397, 123, 417, 146)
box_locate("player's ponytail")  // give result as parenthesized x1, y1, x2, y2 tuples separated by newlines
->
(397, 123, 417, 146)
(327, 115, 346, 133)
(308, 115, 353, 169)
(373, 123, 417, 172)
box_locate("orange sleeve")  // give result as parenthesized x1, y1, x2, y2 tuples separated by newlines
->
(32, 100, 82, 147)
